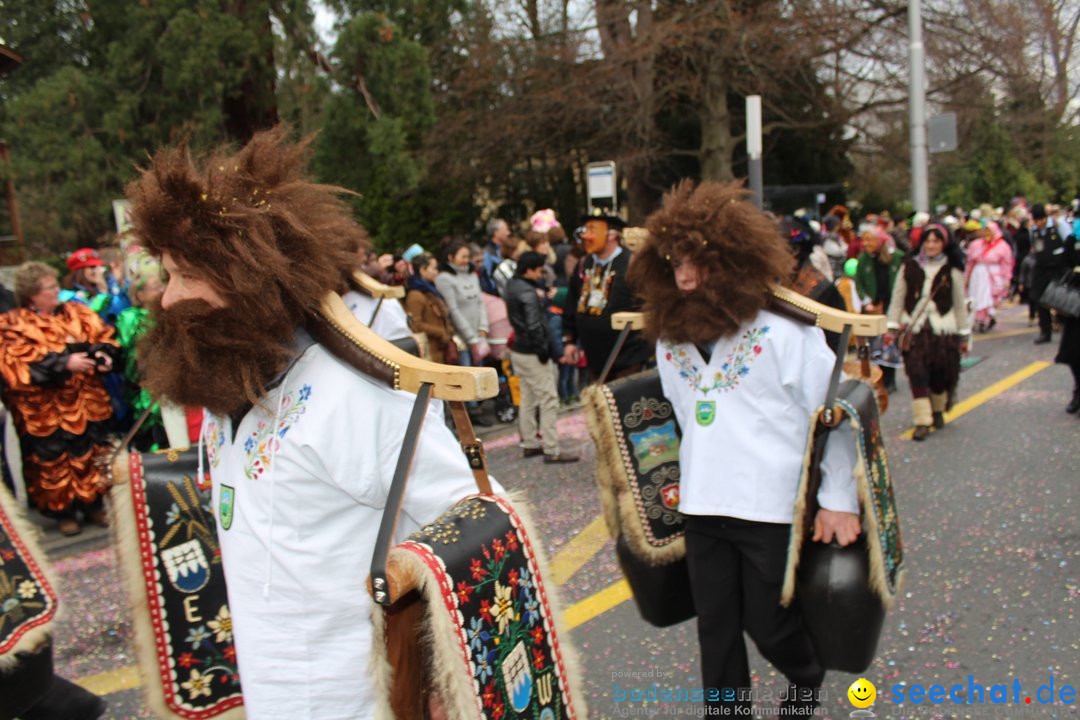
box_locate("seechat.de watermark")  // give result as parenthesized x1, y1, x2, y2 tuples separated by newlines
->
(845, 677, 1076, 719)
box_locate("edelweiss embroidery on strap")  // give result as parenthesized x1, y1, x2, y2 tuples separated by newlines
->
(242, 384, 312, 479)
(663, 326, 770, 395)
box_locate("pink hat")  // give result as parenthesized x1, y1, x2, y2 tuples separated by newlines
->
(530, 209, 561, 234)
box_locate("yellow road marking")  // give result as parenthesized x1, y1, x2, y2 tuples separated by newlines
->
(563, 579, 633, 630)
(74, 664, 140, 695)
(548, 514, 611, 586)
(901, 361, 1051, 439)
(972, 327, 1037, 340)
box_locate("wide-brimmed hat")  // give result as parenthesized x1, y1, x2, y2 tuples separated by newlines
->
(66, 248, 104, 272)
(580, 208, 626, 230)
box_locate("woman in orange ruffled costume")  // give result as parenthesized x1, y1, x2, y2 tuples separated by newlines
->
(0, 261, 118, 536)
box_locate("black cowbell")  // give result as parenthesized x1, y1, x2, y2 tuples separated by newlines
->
(615, 534, 696, 628)
(796, 536, 886, 673)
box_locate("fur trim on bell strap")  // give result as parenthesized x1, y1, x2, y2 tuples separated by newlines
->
(780, 399, 906, 611)
(581, 384, 630, 539)
(108, 449, 174, 719)
(0, 483, 59, 672)
(581, 383, 686, 567)
(371, 493, 588, 720)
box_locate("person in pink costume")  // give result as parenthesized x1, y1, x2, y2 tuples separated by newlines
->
(965, 221, 1014, 332)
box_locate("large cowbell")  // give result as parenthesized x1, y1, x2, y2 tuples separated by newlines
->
(784, 379, 904, 674)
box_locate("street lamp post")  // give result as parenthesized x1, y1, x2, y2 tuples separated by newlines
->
(747, 95, 763, 209)
(908, 0, 929, 213)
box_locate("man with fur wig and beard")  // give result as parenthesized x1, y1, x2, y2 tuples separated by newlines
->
(628, 181, 861, 714)
(126, 127, 495, 719)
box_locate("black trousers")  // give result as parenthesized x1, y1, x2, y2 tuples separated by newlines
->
(685, 515, 824, 712)
(1038, 306, 1054, 338)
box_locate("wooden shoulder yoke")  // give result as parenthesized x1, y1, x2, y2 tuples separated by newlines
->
(309, 291, 498, 401)
(349, 270, 406, 300)
(769, 286, 886, 336)
(611, 287, 886, 338)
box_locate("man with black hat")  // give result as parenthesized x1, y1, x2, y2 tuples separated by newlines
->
(561, 210, 650, 379)
(507, 251, 579, 462)
(1031, 203, 1075, 343)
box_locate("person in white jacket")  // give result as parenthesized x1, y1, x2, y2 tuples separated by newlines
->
(628, 180, 861, 716)
(126, 127, 494, 719)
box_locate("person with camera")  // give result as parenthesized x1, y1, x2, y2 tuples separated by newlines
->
(884, 224, 969, 440)
(0, 261, 119, 535)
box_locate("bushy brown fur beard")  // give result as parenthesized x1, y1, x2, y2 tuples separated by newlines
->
(652, 285, 757, 347)
(138, 299, 295, 417)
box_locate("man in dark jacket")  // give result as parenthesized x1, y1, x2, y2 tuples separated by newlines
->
(1031, 204, 1074, 343)
(507, 252, 578, 463)
(561, 211, 650, 379)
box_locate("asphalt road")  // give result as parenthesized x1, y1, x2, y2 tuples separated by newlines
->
(36, 303, 1079, 720)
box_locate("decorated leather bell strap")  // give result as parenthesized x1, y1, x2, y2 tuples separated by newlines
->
(115, 449, 243, 719)
(0, 485, 59, 662)
(448, 400, 493, 494)
(396, 495, 583, 720)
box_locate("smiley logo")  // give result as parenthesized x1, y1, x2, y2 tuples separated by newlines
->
(848, 678, 877, 708)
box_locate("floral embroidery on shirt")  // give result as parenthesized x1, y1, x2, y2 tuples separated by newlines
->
(663, 326, 770, 395)
(243, 384, 312, 480)
(206, 419, 225, 470)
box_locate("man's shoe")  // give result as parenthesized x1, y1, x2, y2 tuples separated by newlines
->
(932, 411, 945, 429)
(912, 425, 930, 441)
(522, 447, 544, 458)
(1067, 389, 1080, 414)
(543, 452, 579, 464)
(1034, 334, 1052, 344)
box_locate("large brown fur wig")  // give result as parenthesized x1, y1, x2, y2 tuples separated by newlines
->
(125, 126, 367, 414)
(126, 126, 362, 311)
(627, 180, 793, 346)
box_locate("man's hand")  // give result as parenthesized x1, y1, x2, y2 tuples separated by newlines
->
(812, 509, 861, 547)
(882, 332, 895, 348)
(65, 352, 96, 373)
(960, 341, 969, 354)
(561, 343, 579, 365)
